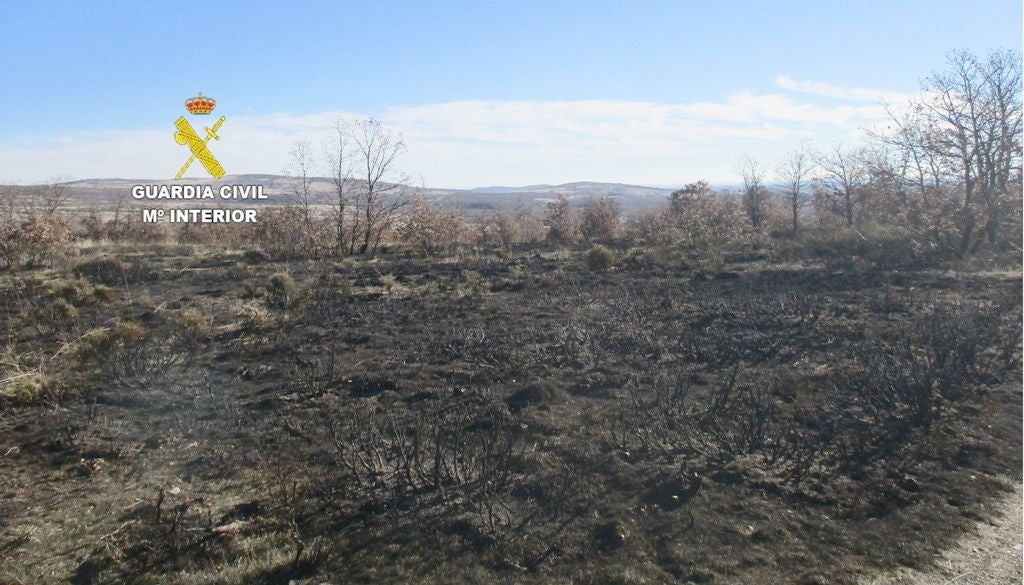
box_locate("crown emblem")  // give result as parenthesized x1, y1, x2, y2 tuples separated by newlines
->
(185, 92, 216, 115)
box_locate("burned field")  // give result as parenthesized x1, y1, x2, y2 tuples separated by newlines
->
(0, 245, 1021, 584)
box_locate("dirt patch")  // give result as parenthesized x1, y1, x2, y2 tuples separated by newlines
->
(861, 481, 1023, 585)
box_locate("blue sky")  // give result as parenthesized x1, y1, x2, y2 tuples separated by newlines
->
(1, 0, 1020, 187)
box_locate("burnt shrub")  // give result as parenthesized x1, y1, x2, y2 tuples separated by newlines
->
(306, 270, 353, 317)
(73, 256, 123, 285)
(606, 367, 778, 467)
(803, 299, 1020, 475)
(73, 255, 155, 286)
(72, 315, 194, 389)
(908, 301, 1022, 388)
(324, 395, 526, 529)
(606, 296, 1022, 490)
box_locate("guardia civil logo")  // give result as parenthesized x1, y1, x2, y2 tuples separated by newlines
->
(174, 93, 226, 180)
(130, 93, 264, 224)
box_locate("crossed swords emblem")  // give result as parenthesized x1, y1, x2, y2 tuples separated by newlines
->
(174, 115, 226, 180)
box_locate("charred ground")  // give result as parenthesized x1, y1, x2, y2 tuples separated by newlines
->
(0, 241, 1021, 584)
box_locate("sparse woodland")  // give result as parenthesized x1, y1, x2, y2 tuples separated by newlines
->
(0, 50, 1021, 584)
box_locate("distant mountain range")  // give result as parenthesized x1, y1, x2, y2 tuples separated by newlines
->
(470, 184, 555, 193)
(55, 175, 677, 211)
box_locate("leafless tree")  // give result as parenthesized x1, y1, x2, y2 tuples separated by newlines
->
(814, 145, 868, 227)
(0, 184, 16, 222)
(287, 141, 321, 257)
(288, 142, 315, 217)
(324, 119, 353, 256)
(347, 118, 411, 254)
(3, 178, 71, 219)
(859, 145, 911, 225)
(869, 51, 1023, 251)
(35, 179, 70, 216)
(738, 155, 768, 229)
(873, 104, 949, 229)
(776, 146, 811, 233)
(916, 49, 1022, 250)
(478, 210, 517, 248)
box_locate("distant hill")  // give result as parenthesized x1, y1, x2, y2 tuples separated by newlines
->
(470, 184, 554, 193)
(52, 175, 675, 212)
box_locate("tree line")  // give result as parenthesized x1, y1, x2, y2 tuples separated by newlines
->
(741, 49, 1021, 254)
(0, 49, 1019, 266)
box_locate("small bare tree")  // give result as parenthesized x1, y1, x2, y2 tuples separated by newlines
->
(286, 141, 322, 257)
(288, 142, 315, 218)
(325, 119, 353, 256)
(0, 184, 16, 223)
(814, 145, 868, 227)
(478, 210, 520, 248)
(347, 118, 410, 254)
(776, 146, 811, 233)
(36, 179, 70, 216)
(738, 156, 768, 229)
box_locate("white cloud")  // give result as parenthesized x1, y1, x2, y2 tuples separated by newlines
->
(0, 84, 902, 188)
(775, 75, 911, 105)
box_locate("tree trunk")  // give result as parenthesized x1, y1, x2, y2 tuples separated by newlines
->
(845, 189, 854, 226)
(959, 178, 976, 253)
